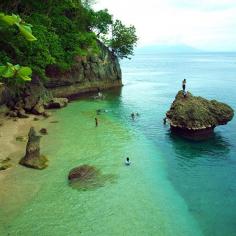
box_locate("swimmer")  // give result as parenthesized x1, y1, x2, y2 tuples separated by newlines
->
(125, 157, 131, 166)
(131, 113, 135, 120)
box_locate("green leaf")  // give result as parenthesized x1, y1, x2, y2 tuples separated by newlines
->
(19, 75, 31, 81)
(0, 14, 20, 26)
(1, 66, 15, 78)
(0, 66, 7, 76)
(19, 24, 37, 41)
(18, 66, 32, 77)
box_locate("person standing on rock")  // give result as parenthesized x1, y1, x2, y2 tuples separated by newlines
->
(182, 79, 186, 91)
(95, 117, 98, 127)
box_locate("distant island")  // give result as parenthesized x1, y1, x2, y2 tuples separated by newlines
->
(135, 44, 202, 54)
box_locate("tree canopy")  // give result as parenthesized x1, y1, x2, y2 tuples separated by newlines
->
(0, 0, 138, 82)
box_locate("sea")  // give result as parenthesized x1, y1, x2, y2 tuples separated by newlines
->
(0, 52, 236, 236)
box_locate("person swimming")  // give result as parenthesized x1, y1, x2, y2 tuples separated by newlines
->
(131, 113, 135, 120)
(125, 157, 131, 165)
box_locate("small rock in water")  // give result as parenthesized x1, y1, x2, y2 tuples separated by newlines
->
(40, 128, 48, 135)
(43, 111, 52, 118)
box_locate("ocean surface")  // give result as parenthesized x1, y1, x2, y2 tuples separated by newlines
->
(1, 52, 236, 236)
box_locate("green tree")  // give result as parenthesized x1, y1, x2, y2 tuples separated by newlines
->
(108, 20, 138, 59)
(90, 9, 113, 37)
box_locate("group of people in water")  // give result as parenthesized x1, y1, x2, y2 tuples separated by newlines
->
(94, 80, 187, 166)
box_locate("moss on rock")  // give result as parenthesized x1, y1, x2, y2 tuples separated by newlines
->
(166, 91, 234, 139)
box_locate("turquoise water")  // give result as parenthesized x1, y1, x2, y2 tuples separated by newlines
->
(0, 53, 236, 235)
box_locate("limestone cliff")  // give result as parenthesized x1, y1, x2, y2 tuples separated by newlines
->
(45, 42, 122, 98)
(0, 42, 122, 113)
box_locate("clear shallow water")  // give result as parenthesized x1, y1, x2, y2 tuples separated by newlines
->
(1, 53, 236, 236)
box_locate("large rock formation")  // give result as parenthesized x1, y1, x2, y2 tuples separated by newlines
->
(166, 91, 234, 140)
(19, 127, 48, 169)
(45, 41, 122, 98)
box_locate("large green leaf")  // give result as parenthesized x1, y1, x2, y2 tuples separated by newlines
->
(1, 66, 15, 78)
(18, 66, 32, 77)
(0, 14, 20, 26)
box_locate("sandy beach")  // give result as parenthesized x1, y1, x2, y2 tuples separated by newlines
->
(0, 112, 52, 180)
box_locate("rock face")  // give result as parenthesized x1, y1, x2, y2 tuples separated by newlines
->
(0, 42, 121, 115)
(19, 127, 48, 169)
(45, 41, 122, 98)
(166, 91, 234, 140)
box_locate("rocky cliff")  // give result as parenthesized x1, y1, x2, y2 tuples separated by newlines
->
(0, 42, 122, 113)
(45, 41, 122, 98)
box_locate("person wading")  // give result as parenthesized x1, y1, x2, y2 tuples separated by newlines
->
(95, 117, 98, 127)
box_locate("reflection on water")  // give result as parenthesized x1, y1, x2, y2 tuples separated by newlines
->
(169, 131, 231, 160)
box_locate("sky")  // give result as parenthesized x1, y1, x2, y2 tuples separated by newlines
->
(95, 0, 236, 51)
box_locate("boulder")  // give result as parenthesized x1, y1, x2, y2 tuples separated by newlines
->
(44, 98, 68, 109)
(19, 127, 48, 169)
(166, 91, 234, 140)
(17, 108, 29, 118)
(7, 110, 18, 118)
(32, 100, 45, 115)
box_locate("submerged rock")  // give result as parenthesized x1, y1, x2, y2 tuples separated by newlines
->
(68, 165, 116, 190)
(44, 98, 68, 109)
(39, 128, 48, 135)
(19, 127, 48, 169)
(166, 91, 234, 140)
(68, 165, 99, 181)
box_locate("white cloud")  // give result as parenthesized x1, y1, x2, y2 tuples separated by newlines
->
(95, 0, 236, 51)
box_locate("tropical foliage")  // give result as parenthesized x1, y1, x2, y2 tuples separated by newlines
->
(0, 0, 137, 83)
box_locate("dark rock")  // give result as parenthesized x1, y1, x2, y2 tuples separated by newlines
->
(166, 91, 234, 140)
(39, 128, 48, 135)
(44, 98, 68, 109)
(19, 127, 48, 169)
(7, 110, 18, 117)
(34, 117, 40, 121)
